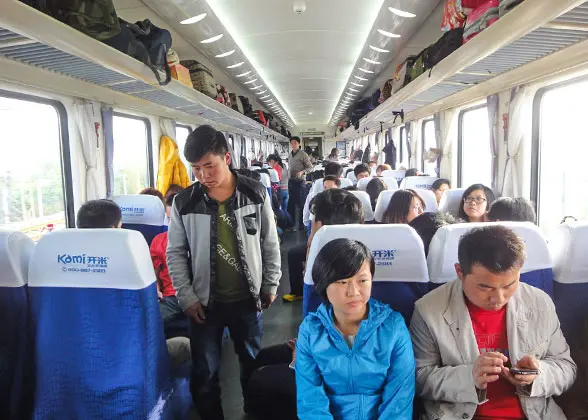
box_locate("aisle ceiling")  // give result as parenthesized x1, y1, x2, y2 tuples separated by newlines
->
(121, 0, 442, 130)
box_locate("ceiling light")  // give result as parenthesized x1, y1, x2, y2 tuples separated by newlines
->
(358, 68, 375, 74)
(346, 92, 357, 97)
(354, 75, 368, 81)
(388, 7, 416, 18)
(348, 87, 360, 92)
(363, 57, 381, 65)
(250, 86, 263, 90)
(309, 112, 313, 115)
(259, 95, 270, 99)
(215, 50, 235, 58)
(181, 13, 207, 25)
(369, 45, 390, 53)
(236, 71, 251, 77)
(350, 82, 364, 87)
(377, 29, 401, 38)
(201, 34, 224, 44)
(256, 90, 268, 95)
(243, 79, 258, 85)
(227, 62, 244, 68)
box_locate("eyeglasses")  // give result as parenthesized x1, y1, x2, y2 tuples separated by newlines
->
(412, 205, 424, 212)
(464, 197, 487, 205)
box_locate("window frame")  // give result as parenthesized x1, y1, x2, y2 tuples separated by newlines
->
(457, 104, 489, 188)
(399, 126, 406, 165)
(112, 111, 154, 190)
(421, 118, 435, 173)
(0, 89, 75, 228)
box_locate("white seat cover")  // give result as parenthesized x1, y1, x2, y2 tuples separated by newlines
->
(400, 176, 439, 190)
(381, 170, 406, 183)
(356, 177, 374, 192)
(380, 177, 399, 190)
(112, 195, 165, 227)
(313, 178, 324, 194)
(339, 178, 353, 188)
(346, 171, 357, 184)
(0, 230, 35, 287)
(374, 190, 399, 223)
(267, 168, 280, 183)
(438, 188, 466, 217)
(258, 173, 271, 188)
(249, 166, 261, 171)
(413, 189, 438, 213)
(350, 191, 375, 222)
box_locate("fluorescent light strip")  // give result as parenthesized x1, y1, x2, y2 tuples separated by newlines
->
(256, 90, 268, 95)
(259, 95, 270, 99)
(377, 29, 401, 38)
(215, 50, 235, 58)
(201, 34, 223, 44)
(236, 71, 251, 77)
(358, 68, 375, 74)
(250, 86, 263, 90)
(369, 45, 390, 53)
(363, 57, 381, 65)
(388, 7, 416, 18)
(181, 13, 207, 25)
(243, 79, 258, 85)
(348, 88, 360, 92)
(227, 62, 244, 68)
(350, 82, 364, 87)
(354, 75, 368, 81)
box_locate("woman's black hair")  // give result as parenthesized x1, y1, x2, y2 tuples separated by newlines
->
(312, 238, 375, 303)
(409, 212, 456, 256)
(458, 184, 496, 222)
(487, 197, 536, 224)
(366, 178, 387, 211)
(383, 189, 425, 224)
(267, 153, 284, 169)
(405, 168, 419, 177)
(431, 178, 450, 191)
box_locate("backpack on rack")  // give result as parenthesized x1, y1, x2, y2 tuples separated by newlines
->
(239, 96, 254, 117)
(229, 93, 243, 113)
(392, 56, 416, 94)
(425, 27, 464, 69)
(253, 110, 267, 126)
(369, 89, 381, 111)
(409, 47, 431, 82)
(181, 60, 217, 98)
(216, 85, 230, 106)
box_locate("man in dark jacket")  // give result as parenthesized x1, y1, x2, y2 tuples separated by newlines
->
(287, 136, 312, 230)
(167, 125, 281, 419)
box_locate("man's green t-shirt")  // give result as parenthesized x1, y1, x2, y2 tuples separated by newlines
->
(215, 201, 250, 302)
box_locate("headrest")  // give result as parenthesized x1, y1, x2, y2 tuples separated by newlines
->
(112, 195, 165, 226)
(339, 178, 353, 188)
(350, 191, 375, 222)
(313, 178, 324, 194)
(549, 222, 588, 284)
(414, 189, 438, 213)
(28, 229, 156, 290)
(374, 190, 399, 223)
(380, 177, 399, 190)
(249, 166, 261, 171)
(428, 222, 552, 284)
(267, 168, 280, 183)
(0, 230, 35, 287)
(438, 188, 466, 217)
(259, 173, 271, 188)
(304, 225, 428, 285)
(356, 177, 374, 192)
(400, 176, 438, 190)
(382, 170, 406, 183)
(370, 167, 377, 176)
(346, 171, 357, 184)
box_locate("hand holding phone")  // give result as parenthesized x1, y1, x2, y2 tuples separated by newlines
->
(509, 367, 539, 376)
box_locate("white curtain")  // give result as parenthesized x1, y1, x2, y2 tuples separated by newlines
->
(160, 118, 176, 141)
(73, 100, 103, 201)
(438, 109, 457, 182)
(501, 86, 534, 197)
(409, 120, 421, 169)
(233, 135, 241, 165)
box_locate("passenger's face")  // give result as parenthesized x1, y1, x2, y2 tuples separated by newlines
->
(268, 159, 277, 167)
(356, 171, 370, 181)
(290, 140, 300, 152)
(457, 263, 520, 311)
(463, 189, 488, 221)
(327, 261, 372, 318)
(191, 152, 231, 189)
(407, 197, 424, 223)
(323, 180, 338, 190)
(165, 205, 172, 221)
(376, 169, 383, 177)
(434, 183, 450, 204)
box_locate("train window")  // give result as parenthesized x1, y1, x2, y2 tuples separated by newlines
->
(422, 119, 436, 175)
(458, 105, 491, 187)
(112, 114, 151, 195)
(0, 94, 72, 240)
(398, 126, 408, 168)
(175, 124, 191, 169)
(534, 78, 588, 231)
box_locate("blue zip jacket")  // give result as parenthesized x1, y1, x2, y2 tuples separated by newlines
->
(296, 298, 415, 420)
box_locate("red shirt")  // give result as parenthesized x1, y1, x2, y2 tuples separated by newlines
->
(466, 300, 525, 420)
(272, 163, 283, 181)
(150, 232, 176, 297)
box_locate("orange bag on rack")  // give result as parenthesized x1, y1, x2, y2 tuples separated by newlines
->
(441, 0, 466, 31)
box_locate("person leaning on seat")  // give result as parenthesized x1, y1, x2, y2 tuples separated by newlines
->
(287, 136, 313, 230)
(410, 225, 576, 420)
(166, 125, 281, 420)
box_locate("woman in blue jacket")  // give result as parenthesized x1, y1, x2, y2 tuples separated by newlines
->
(295, 238, 415, 419)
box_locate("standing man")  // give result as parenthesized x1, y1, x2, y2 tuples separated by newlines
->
(167, 125, 281, 420)
(287, 136, 313, 231)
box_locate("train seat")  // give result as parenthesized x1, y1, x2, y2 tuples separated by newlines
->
(400, 176, 438, 190)
(413, 189, 438, 213)
(380, 177, 399, 190)
(346, 171, 357, 185)
(28, 229, 171, 418)
(303, 225, 429, 323)
(356, 177, 373, 191)
(349, 191, 375, 222)
(438, 188, 467, 217)
(373, 190, 399, 223)
(381, 170, 406, 184)
(267, 168, 280, 184)
(0, 230, 35, 419)
(112, 194, 166, 246)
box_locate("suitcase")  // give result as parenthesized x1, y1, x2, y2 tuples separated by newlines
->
(181, 60, 217, 98)
(425, 28, 464, 69)
(170, 64, 193, 88)
(392, 56, 416, 94)
(463, 0, 499, 43)
(499, 0, 523, 16)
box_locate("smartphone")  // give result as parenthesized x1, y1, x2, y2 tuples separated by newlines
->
(510, 368, 539, 375)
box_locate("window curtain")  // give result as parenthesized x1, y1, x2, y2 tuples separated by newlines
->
(487, 94, 500, 190)
(434, 113, 442, 177)
(438, 109, 457, 182)
(501, 85, 534, 197)
(408, 122, 419, 169)
(101, 107, 114, 198)
(233, 134, 242, 166)
(73, 100, 102, 201)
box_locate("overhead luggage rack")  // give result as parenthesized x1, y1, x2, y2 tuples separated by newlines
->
(339, 0, 588, 140)
(0, 1, 289, 142)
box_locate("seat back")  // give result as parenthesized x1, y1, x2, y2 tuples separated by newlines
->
(346, 171, 357, 184)
(28, 229, 170, 418)
(380, 177, 399, 190)
(312, 178, 324, 194)
(349, 191, 375, 222)
(303, 225, 429, 323)
(373, 190, 399, 223)
(112, 195, 165, 246)
(428, 222, 553, 295)
(339, 178, 353, 189)
(0, 230, 35, 419)
(549, 222, 588, 343)
(381, 170, 406, 183)
(438, 188, 466, 217)
(414, 189, 438, 213)
(259, 173, 271, 188)
(356, 177, 373, 192)
(400, 176, 438, 190)
(267, 168, 280, 184)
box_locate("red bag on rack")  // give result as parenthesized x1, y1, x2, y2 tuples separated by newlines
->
(441, 0, 466, 31)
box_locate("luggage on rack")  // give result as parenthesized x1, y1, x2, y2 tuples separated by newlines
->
(409, 48, 431, 82)
(463, 0, 499, 43)
(239, 96, 254, 117)
(380, 78, 394, 103)
(254, 110, 267, 126)
(441, 0, 466, 31)
(425, 28, 464, 69)
(166, 49, 180, 66)
(499, 0, 524, 16)
(181, 60, 217, 98)
(350, 98, 371, 128)
(217, 85, 231, 106)
(170, 64, 192, 88)
(229, 93, 243, 113)
(392, 56, 416, 94)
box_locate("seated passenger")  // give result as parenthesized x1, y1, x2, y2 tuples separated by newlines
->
(366, 177, 387, 211)
(150, 194, 188, 338)
(488, 197, 536, 224)
(140, 187, 165, 203)
(368, 160, 377, 173)
(405, 168, 421, 177)
(76, 199, 122, 229)
(410, 226, 576, 420)
(322, 174, 341, 190)
(408, 212, 456, 256)
(382, 189, 425, 224)
(458, 183, 496, 223)
(296, 238, 415, 419)
(343, 185, 358, 191)
(354, 163, 371, 183)
(431, 178, 451, 205)
(376, 164, 392, 177)
(324, 148, 339, 162)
